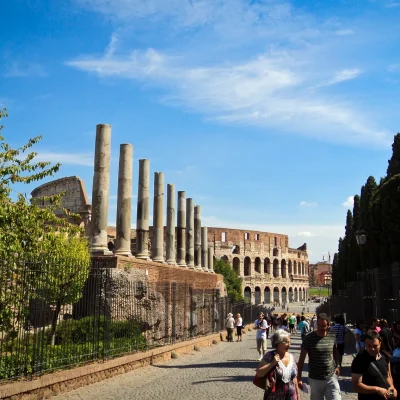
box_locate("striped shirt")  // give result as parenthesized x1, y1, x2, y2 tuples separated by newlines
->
(330, 324, 348, 344)
(302, 332, 336, 380)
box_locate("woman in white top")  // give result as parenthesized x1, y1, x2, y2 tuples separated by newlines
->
(235, 313, 243, 342)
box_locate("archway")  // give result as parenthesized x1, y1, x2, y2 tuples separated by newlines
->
(273, 247, 279, 257)
(264, 287, 271, 303)
(294, 288, 298, 302)
(221, 255, 229, 264)
(293, 261, 297, 275)
(282, 287, 287, 303)
(281, 259, 287, 278)
(273, 259, 279, 278)
(233, 257, 240, 275)
(273, 287, 280, 304)
(288, 260, 292, 274)
(255, 287, 261, 304)
(264, 258, 271, 274)
(244, 257, 251, 276)
(244, 286, 251, 303)
(255, 257, 261, 274)
(302, 262, 305, 275)
(289, 287, 293, 302)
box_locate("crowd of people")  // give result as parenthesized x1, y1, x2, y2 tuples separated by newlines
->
(226, 311, 400, 400)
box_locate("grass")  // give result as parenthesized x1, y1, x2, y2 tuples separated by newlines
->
(309, 287, 329, 297)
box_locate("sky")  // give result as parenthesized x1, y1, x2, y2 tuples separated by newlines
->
(1, 0, 400, 263)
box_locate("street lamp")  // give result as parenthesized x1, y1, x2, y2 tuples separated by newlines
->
(355, 229, 367, 246)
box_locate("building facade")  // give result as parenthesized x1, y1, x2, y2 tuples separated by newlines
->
(310, 262, 332, 286)
(207, 227, 309, 305)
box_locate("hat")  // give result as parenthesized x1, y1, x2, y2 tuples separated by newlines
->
(228, 313, 233, 317)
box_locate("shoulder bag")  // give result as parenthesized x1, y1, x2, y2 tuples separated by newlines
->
(253, 351, 277, 393)
(370, 361, 389, 390)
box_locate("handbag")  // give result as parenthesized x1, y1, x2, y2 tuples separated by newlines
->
(253, 351, 277, 392)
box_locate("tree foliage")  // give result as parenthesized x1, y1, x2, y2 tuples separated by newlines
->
(0, 109, 91, 338)
(213, 258, 244, 301)
(332, 133, 400, 293)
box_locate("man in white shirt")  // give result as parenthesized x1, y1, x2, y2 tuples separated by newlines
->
(254, 312, 269, 361)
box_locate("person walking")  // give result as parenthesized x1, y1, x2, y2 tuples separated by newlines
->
(330, 314, 349, 367)
(256, 329, 301, 400)
(254, 312, 269, 361)
(289, 313, 296, 334)
(298, 316, 310, 340)
(354, 322, 366, 354)
(351, 330, 397, 400)
(297, 313, 341, 400)
(380, 319, 394, 357)
(235, 313, 243, 342)
(225, 313, 235, 342)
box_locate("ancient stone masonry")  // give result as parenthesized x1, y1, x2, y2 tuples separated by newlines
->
(207, 227, 310, 305)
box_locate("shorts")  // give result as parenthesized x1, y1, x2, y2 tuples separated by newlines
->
(337, 343, 345, 356)
(236, 326, 242, 336)
(289, 324, 295, 329)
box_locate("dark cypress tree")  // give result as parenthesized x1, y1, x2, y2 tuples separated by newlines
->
(331, 252, 339, 295)
(350, 195, 362, 276)
(337, 236, 347, 290)
(386, 133, 400, 178)
(344, 210, 354, 283)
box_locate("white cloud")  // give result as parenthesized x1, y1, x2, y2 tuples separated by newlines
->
(298, 231, 315, 237)
(35, 152, 93, 167)
(300, 201, 318, 207)
(322, 68, 363, 86)
(4, 62, 47, 78)
(334, 29, 354, 36)
(342, 196, 354, 208)
(389, 64, 400, 73)
(385, 2, 400, 7)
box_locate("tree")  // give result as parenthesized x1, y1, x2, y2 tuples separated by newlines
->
(386, 133, 400, 179)
(331, 252, 339, 295)
(213, 258, 244, 301)
(350, 195, 362, 276)
(0, 109, 91, 340)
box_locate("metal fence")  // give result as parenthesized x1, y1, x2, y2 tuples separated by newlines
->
(317, 264, 400, 325)
(0, 258, 255, 382)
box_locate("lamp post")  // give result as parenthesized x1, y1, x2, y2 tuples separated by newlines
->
(355, 228, 371, 321)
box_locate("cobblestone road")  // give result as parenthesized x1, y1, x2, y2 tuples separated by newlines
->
(57, 331, 357, 400)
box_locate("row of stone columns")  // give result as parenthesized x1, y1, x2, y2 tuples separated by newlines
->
(90, 124, 214, 272)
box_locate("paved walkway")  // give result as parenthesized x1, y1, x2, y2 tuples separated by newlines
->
(57, 331, 357, 400)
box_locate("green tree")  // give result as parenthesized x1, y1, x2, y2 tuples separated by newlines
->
(350, 194, 362, 276)
(0, 109, 91, 340)
(386, 133, 400, 179)
(331, 252, 339, 295)
(213, 258, 244, 301)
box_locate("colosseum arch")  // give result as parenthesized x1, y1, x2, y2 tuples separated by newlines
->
(293, 261, 297, 275)
(289, 287, 293, 302)
(244, 257, 251, 276)
(281, 259, 287, 278)
(221, 255, 229, 264)
(233, 257, 240, 275)
(264, 286, 271, 303)
(302, 262, 305, 275)
(273, 259, 279, 278)
(255, 287, 261, 304)
(264, 258, 271, 274)
(255, 257, 261, 274)
(288, 260, 293, 274)
(273, 247, 279, 257)
(281, 287, 287, 303)
(244, 286, 251, 303)
(273, 287, 280, 304)
(294, 288, 298, 302)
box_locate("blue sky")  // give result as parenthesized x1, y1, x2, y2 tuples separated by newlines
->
(1, 0, 400, 262)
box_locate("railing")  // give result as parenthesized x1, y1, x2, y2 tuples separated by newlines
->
(0, 258, 242, 382)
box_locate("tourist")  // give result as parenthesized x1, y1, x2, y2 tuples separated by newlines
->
(391, 320, 400, 348)
(225, 313, 235, 342)
(289, 313, 296, 334)
(277, 317, 289, 332)
(354, 321, 366, 354)
(235, 313, 243, 342)
(298, 316, 310, 340)
(254, 312, 269, 360)
(370, 318, 381, 333)
(380, 319, 394, 357)
(351, 330, 397, 400)
(330, 314, 349, 367)
(297, 313, 341, 400)
(256, 329, 300, 400)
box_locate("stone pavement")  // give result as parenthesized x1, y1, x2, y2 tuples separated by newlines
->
(56, 331, 357, 400)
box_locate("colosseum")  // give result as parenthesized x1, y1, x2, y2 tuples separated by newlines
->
(207, 227, 309, 305)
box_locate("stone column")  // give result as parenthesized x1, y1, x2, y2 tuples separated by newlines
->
(136, 159, 150, 259)
(91, 124, 112, 255)
(194, 205, 202, 271)
(114, 144, 133, 256)
(208, 245, 214, 273)
(166, 184, 176, 265)
(186, 198, 195, 269)
(201, 227, 208, 272)
(176, 191, 186, 267)
(152, 172, 164, 263)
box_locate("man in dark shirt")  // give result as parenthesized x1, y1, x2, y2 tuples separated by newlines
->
(379, 320, 394, 357)
(351, 330, 397, 400)
(297, 313, 341, 400)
